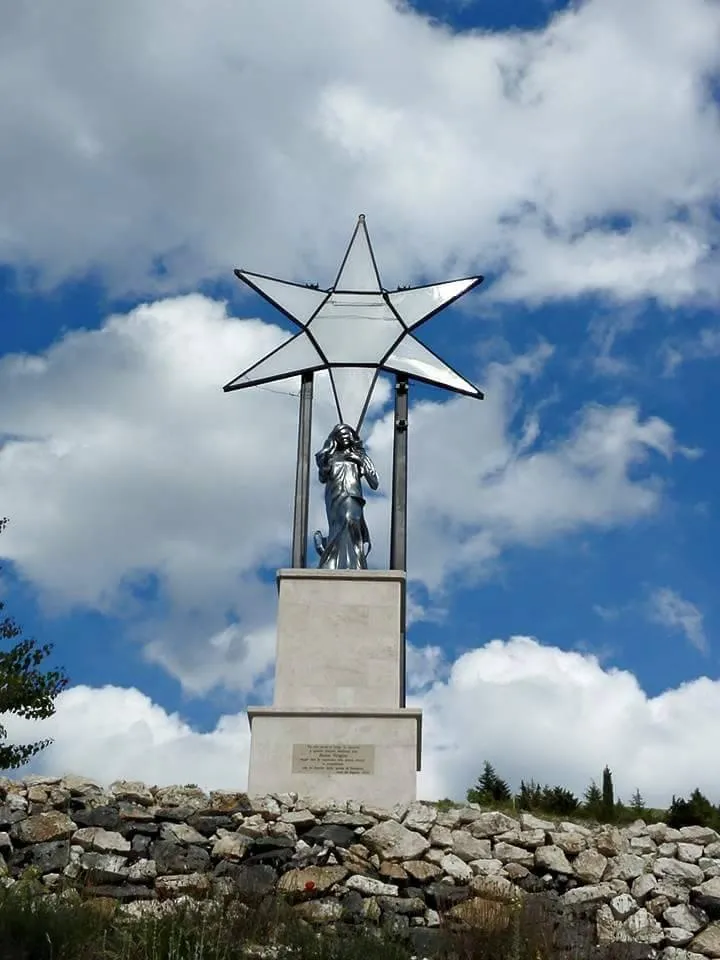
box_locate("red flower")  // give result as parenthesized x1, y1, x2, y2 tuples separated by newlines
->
(304, 880, 316, 891)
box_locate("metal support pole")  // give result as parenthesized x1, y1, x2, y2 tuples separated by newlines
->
(390, 375, 409, 572)
(291, 372, 314, 568)
(390, 375, 409, 708)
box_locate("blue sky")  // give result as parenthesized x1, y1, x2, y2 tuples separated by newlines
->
(1, 0, 720, 805)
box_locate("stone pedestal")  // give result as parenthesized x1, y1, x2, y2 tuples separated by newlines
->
(247, 569, 422, 807)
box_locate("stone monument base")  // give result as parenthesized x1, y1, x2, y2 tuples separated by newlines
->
(245, 568, 422, 806)
(247, 706, 422, 806)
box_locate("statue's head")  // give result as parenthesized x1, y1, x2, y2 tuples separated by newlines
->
(330, 423, 360, 450)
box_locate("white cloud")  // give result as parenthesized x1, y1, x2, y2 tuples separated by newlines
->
(1, 685, 252, 790)
(0, 296, 686, 695)
(6, 636, 720, 809)
(648, 587, 708, 653)
(662, 327, 720, 376)
(0, 0, 719, 303)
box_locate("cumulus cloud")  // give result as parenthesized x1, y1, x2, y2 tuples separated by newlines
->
(648, 587, 708, 653)
(0, 295, 687, 693)
(1, 0, 719, 303)
(6, 637, 720, 809)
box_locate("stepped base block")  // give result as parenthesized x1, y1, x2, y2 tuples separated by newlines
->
(247, 706, 422, 806)
(273, 569, 406, 710)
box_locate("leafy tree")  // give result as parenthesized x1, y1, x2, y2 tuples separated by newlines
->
(0, 518, 69, 770)
(630, 788, 645, 814)
(602, 766, 615, 821)
(467, 761, 512, 805)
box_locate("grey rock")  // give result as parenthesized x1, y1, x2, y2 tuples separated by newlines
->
(214, 862, 276, 895)
(563, 882, 616, 906)
(664, 904, 709, 934)
(128, 859, 157, 883)
(83, 884, 157, 901)
(678, 844, 705, 864)
(623, 907, 664, 945)
(426, 881, 471, 909)
(550, 831, 587, 855)
(535, 844, 573, 874)
(152, 840, 210, 874)
(155, 873, 211, 898)
(159, 822, 208, 845)
(10, 811, 76, 844)
(520, 813, 555, 831)
(80, 852, 129, 883)
(428, 824, 453, 848)
(657, 880, 692, 904)
(664, 928, 695, 947)
(690, 921, 720, 958)
(610, 893, 640, 920)
(362, 820, 430, 861)
(378, 895, 425, 915)
(440, 853, 473, 882)
(467, 812, 517, 837)
(26, 840, 71, 874)
(631, 837, 658, 855)
(109, 781, 155, 806)
(72, 827, 131, 854)
(450, 830, 491, 862)
(402, 802, 437, 835)
(605, 854, 647, 881)
(71, 806, 122, 831)
(469, 874, 521, 902)
(470, 858, 504, 876)
(402, 859, 442, 882)
(294, 898, 343, 924)
(345, 874, 398, 896)
(691, 878, 720, 920)
(655, 858, 704, 885)
(493, 841, 534, 866)
(303, 824, 355, 848)
(632, 873, 659, 902)
(574, 848, 609, 884)
(680, 827, 719, 845)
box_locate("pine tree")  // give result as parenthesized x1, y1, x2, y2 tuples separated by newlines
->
(541, 785, 580, 816)
(583, 779, 603, 818)
(517, 779, 543, 811)
(0, 519, 69, 770)
(601, 766, 614, 821)
(467, 761, 511, 805)
(668, 789, 717, 829)
(630, 788, 645, 814)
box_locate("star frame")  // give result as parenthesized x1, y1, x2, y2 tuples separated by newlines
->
(224, 215, 485, 430)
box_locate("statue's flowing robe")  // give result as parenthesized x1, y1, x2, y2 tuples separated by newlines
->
(317, 453, 371, 570)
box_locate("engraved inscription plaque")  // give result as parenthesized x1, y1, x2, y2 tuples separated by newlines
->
(292, 743, 375, 775)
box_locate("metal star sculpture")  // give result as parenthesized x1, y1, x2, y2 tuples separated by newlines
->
(224, 214, 484, 580)
(224, 215, 484, 430)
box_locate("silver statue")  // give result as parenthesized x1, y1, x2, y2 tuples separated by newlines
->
(313, 424, 379, 570)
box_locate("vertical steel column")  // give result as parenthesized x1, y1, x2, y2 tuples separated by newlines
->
(390, 375, 409, 708)
(390, 375, 409, 572)
(291, 372, 314, 568)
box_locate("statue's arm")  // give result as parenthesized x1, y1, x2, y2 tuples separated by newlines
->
(362, 454, 379, 491)
(315, 450, 330, 483)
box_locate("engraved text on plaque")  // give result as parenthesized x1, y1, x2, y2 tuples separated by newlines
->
(292, 743, 375, 775)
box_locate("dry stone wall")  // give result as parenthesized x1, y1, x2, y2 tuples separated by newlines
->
(2, 774, 720, 959)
